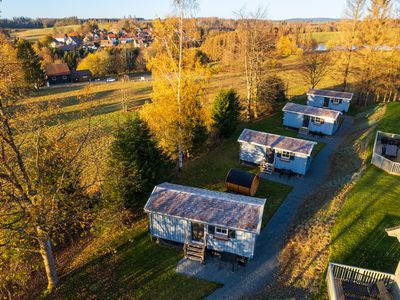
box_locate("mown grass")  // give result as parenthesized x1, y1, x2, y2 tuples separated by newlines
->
(330, 103, 400, 273)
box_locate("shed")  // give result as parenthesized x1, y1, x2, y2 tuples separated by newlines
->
(307, 89, 353, 112)
(71, 69, 93, 82)
(283, 102, 342, 136)
(144, 183, 266, 261)
(238, 129, 316, 175)
(225, 169, 260, 196)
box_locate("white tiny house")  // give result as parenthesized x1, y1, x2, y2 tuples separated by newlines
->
(238, 129, 316, 175)
(307, 89, 353, 113)
(144, 183, 266, 262)
(283, 102, 342, 136)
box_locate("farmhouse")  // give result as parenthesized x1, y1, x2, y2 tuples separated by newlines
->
(307, 89, 354, 112)
(238, 129, 316, 175)
(44, 63, 71, 86)
(144, 183, 266, 263)
(283, 102, 342, 136)
(327, 226, 400, 300)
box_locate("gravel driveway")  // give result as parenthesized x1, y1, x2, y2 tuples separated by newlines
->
(176, 116, 354, 300)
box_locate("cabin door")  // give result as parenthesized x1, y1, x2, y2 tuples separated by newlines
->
(191, 223, 204, 242)
(266, 148, 275, 164)
(323, 97, 330, 107)
(303, 115, 310, 127)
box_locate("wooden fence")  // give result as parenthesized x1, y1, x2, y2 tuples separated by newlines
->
(326, 263, 396, 300)
(371, 131, 400, 176)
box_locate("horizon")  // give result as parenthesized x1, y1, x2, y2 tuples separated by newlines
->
(1, 0, 346, 20)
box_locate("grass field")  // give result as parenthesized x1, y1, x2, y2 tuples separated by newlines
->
(330, 103, 400, 274)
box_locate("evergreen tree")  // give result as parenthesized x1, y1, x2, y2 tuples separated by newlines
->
(212, 89, 241, 138)
(15, 38, 45, 89)
(104, 115, 173, 210)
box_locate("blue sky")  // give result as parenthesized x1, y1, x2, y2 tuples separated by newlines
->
(1, 0, 347, 20)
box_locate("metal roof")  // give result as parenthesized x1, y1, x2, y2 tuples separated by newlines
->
(238, 129, 316, 156)
(144, 183, 266, 234)
(283, 102, 342, 120)
(307, 89, 354, 101)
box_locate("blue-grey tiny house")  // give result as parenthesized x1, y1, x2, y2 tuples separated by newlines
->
(307, 89, 353, 113)
(238, 129, 316, 175)
(283, 102, 342, 136)
(144, 183, 266, 263)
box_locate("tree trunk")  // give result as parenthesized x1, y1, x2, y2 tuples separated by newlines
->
(38, 238, 59, 292)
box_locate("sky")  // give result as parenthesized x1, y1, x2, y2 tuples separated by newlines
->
(1, 0, 347, 20)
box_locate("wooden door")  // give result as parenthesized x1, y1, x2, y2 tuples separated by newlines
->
(323, 97, 330, 107)
(191, 223, 204, 242)
(303, 115, 310, 127)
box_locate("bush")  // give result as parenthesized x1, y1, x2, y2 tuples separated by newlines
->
(212, 89, 241, 138)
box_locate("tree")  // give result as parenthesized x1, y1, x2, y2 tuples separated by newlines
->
(257, 75, 287, 112)
(15, 38, 46, 89)
(141, 3, 210, 169)
(63, 51, 78, 70)
(77, 50, 110, 77)
(103, 115, 172, 210)
(212, 89, 241, 138)
(0, 33, 99, 293)
(299, 50, 331, 89)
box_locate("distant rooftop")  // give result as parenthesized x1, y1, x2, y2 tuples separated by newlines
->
(144, 183, 266, 234)
(238, 129, 316, 156)
(283, 102, 342, 120)
(44, 63, 70, 76)
(307, 89, 354, 101)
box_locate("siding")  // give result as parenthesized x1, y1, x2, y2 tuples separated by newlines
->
(307, 95, 351, 112)
(150, 213, 188, 244)
(283, 111, 303, 129)
(283, 111, 337, 136)
(275, 155, 309, 175)
(206, 230, 256, 258)
(240, 142, 266, 165)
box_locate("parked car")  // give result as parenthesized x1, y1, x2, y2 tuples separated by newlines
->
(106, 78, 117, 82)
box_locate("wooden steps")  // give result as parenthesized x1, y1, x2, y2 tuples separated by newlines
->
(299, 127, 310, 135)
(184, 242, 205, 264)
(260, 162, 274, 174)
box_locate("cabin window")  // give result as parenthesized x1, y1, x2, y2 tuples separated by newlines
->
(228, 230, 236, 239)
(215, 227, 228, 236)
(312, 117, 324, 125)
(281, 151, 291, 160)
(62, 76, 68, 80)
(52, 77, 57, 81)
(331, 98, 342, 105)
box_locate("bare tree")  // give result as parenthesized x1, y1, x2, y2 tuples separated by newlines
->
(300, 50, 331, 89)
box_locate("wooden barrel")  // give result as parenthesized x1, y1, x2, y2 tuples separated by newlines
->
(225, 169, 260, 197)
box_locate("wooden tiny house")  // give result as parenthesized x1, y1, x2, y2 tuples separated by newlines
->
(144, 183, 266, 263)
(283, 102, 342, 136)
(226, 169, 260, 196)
(307, 89, 353, 113)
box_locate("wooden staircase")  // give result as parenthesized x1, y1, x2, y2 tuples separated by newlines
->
(299, 127, 310, 135)
(260, 162, 274, 174)
(184, 242, 206, 264)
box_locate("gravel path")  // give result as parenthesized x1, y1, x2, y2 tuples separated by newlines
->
(176, 116, 354, 300)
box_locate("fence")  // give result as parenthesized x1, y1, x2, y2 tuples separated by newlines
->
(371, 131, 400, 176)
(326, 263, 396, 300)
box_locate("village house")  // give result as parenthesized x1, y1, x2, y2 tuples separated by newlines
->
(54, 33, 67, 44)
(71, 69, 93, 83)
(44, 63, 71, 86)
(100, 39, 114, 48)
(307, 89, 354, 113)
(238, 129, 316, 175)
(144, 183, 266, 263)
(283, 102, 342, 136)
(108, 33, 118, 45)
(327, 227, 400, 300)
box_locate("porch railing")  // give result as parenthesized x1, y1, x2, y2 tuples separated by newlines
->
(371, 131, 400, 176)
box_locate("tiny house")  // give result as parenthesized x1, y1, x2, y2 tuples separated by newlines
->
(225, 168, 260, 196)
(144, 183, 266, 262)
(238, 129, 316, 175)
(283, 102, 342, 136)
(307, 89, 353, 113)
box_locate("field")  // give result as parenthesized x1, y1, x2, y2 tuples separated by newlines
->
(330, 102, 400, 273)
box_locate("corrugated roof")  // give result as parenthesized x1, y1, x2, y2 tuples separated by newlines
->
(307, 89, 354, 101)
(238, 129, 316, 156)
(144, 183, 266, 234)
(44, 63, 71, 76)
(283, 102, 342, 120)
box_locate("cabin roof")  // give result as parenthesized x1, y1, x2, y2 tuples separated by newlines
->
(307, 89, 354, 101)
(226, 169, 257, 189)
(44, 63, 71, 76)
(283, 102, 342, 120)
(71, 69, 92, 77)
(144, 183, 266, 234)
(238, 129, 316, 156)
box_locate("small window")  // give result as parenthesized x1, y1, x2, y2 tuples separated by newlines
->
(52, 77, 57, 81)
(281, 151, 291, 160)
(208, 225, 215, 234)
(215, 227, 228, 236)
(331, 98, 342, 105)
(312, 117, 324, 124)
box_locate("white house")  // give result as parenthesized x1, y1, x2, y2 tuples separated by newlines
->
(283, 102, 342, 136)
(144, 183, 266, 263)
(307, 89, 354, 113)
(238, 129, 316, 175)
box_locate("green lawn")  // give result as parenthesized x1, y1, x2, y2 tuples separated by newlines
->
(330, 103, 400, 273)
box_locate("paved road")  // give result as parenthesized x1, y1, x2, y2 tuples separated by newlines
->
(176, 116, 354, 300)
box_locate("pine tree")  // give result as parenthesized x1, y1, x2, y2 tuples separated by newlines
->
(103, 115, 173, 210)
(15, 38, 45, 89)
(212, 89, 241, 138)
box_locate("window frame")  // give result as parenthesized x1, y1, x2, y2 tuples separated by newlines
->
(281, 151, 291, 160)
(331, 98, 342, 105)
(312, 116, 323, 125)
(51, 77, 57, 81)
(215, 227, 228, 236)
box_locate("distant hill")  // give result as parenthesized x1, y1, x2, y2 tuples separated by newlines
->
(283, 18, 340, 23)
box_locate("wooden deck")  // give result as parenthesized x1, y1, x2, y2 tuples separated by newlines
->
(371, 131, 400, 176)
